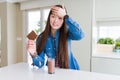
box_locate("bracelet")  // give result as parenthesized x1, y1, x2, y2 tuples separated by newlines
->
(33, 55, 38, 58)
(64, 14, 69, 19)
(30, 52, 37, 58)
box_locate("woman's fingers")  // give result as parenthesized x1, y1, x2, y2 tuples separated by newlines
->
(62, 4, 65, 9)
(51, 6, 66, 18)
(27, 40, 36, 55)
(28, 40, 35, 45)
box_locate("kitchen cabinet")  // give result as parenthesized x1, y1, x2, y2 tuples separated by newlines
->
(91, 53, 120, 75)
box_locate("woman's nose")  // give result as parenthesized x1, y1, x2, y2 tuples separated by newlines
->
(54, 17, 58, 22)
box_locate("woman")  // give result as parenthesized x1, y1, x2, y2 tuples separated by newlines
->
(27, 5, 84, 70)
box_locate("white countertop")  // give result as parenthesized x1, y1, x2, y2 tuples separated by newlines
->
(92, 52, 120, 59)
(1, 62, 120, 80)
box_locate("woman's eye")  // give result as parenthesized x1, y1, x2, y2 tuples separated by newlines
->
(51, 15, 55, 18)
(59, 17, 63, 20)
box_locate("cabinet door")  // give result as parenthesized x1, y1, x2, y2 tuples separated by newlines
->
(0, 18, 1, 67)
(91, 57, 120, 75)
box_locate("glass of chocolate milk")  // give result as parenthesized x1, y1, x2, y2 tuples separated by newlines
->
(48, 58, 55, 74)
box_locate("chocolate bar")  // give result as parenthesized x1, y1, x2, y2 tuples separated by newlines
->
(27, 30, 37, 40)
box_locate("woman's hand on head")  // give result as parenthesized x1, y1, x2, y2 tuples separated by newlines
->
(51, 5, 66, 18)
(26, 40, 37, 57)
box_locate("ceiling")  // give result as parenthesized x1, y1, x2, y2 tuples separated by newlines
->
(0, 0, 35, 3)
(10, 0, 33, 3)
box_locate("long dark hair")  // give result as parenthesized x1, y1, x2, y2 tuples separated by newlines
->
(36, 5, 69, 69)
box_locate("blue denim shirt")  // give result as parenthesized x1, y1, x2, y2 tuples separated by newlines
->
(32, 17, 84, 70)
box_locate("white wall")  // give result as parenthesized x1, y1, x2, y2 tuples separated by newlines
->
(20, 0, 92, 71)
(95, 0, 120, 20)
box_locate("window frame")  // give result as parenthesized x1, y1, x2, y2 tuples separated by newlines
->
(25, 7, 50, 65)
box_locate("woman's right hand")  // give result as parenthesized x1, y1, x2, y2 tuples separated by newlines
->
(26, 40, 37, 57)
(51, 5, 66, 18)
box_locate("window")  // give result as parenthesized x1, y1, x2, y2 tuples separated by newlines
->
(92, 20, 120, 53)
(27, 8, 50, 34)
(99, 26, 120, 40)
(97, 21, 120, 41)
(28, 10, 40, 33)
(27, 8, 50, 66)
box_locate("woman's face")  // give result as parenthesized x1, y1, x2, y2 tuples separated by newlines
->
(50, 13, 64, 31)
